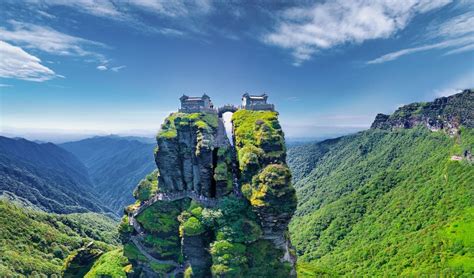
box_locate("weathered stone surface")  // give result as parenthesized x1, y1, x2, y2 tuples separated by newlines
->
(371, 89, 473, 132)
(182, 234, 212, 277)
(123, 109, 296, 276)
(155, 113, 217, 196)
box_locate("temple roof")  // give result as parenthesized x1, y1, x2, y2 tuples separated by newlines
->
(242, 93, 267, 100)
(180, 94, 210, 102)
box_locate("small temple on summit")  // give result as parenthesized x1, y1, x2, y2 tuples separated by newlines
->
(241, 93, 275, 111)
(179, 94, 215, 113)
(179, 93, 275, 113)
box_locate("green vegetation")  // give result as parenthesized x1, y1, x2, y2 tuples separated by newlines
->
(232, 110, 286, 181)
(287, 126, 474, 276)
(84, 248, 131, 278)
(442, 207, 474, 273)
(245, 239, 292, 278)
(136, 200, 183, 233)
(118, 215, 133, 238)
(232, 110, 294, 203)
(62, 242, 104, 277)
(136, 200, 184, 260)
(0, 200, 118, 276)
(133, 170, 159, 201)
(214, 146, 234, 195)
(123, 243, 148, 263)
(184, 265, 194, 278)
(149, 261, 175, 274)
(120, 109, 295, 276)
(210, 240, 247, 276)
(157, 112, 218, 140)
(181, 216, 205, 236)
(245, 164, 296, 214)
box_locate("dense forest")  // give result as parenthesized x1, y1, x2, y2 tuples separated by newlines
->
(287, 90, 473, 276)
(288, 127, 473, 276)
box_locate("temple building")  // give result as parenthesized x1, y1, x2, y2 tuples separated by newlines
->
(179, 94, 215, 113)
(241, 93, 274, 111)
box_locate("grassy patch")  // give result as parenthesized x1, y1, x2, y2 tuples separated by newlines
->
(84, 249, 131, 278)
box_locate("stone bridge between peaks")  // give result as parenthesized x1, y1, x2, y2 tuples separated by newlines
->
(217, 105, 238, 118)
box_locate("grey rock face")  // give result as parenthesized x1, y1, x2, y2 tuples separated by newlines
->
(156, 120, 216, 196)
(182, 234, 212, 277)
(371, 89, 473, 132)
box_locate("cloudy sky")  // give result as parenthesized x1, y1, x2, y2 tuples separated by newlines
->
(0, 0, 473, 141)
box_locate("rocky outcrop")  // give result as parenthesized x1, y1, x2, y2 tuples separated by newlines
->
(155, 113, 230, 198)
(121, 109, 296, 277)
(232, 110, 297, 274)
(182, 234, 212, 277)
(371, 89, 473, 133)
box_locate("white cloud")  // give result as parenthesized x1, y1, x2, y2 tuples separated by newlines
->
(368, 11, 474, 64)
(0, 40, 57, 82)
(111, 65, 126, 72)
(32, 0, 212, 20)
(0, 20, 106, 61)
(263, 0, 452, 65)
(21, 0, 213, 37)
(96, 65, 126, 72)
(0, 83, 13, 87)
(130, 0, 212, 17)
(37, 10, 55, 19)
(431, 11, 474, 38)
(444, 43, 474, 55)
(35, 0, 123, 18)
(367, 36, 474, 64)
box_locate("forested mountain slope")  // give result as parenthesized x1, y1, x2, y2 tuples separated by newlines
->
(60, 136, 156, 214)
(0, 199, 119, 276)
(287, 90, 473, 276)
(0, 137, 110, 214)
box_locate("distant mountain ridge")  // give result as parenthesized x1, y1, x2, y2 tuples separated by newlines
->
(287, 90, 473, 276)
(0, 136, 111, 214)
(371, 89, 473, 131)
(60, 136, 156, 214)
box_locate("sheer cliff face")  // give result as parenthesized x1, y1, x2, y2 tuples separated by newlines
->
(155, 113, 218, 196)
(120, 111, 297, 277)
(371, 89, 473, 132)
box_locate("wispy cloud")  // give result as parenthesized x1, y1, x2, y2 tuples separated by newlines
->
(34, 0, 123, 18)
(32, 0, 213, 18)
(96, 64, 126, 72)
(368, 10, 474, 64)
(130, 0, 212, 17)
(111, 65, 126, 72)
(0, 83, 13, 87)
(25, 0, 213, 36)
(367, 36, 474, 64)
(37, 10, 56, 19)
(0, 40, 58, 82)
(263, 0, 451, 66)
(0, 20, 107, 61)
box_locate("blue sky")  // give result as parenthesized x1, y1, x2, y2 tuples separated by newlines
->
(0, 0, 473, 141)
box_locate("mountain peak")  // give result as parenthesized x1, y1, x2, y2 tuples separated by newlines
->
(371, 89, 473, 132)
